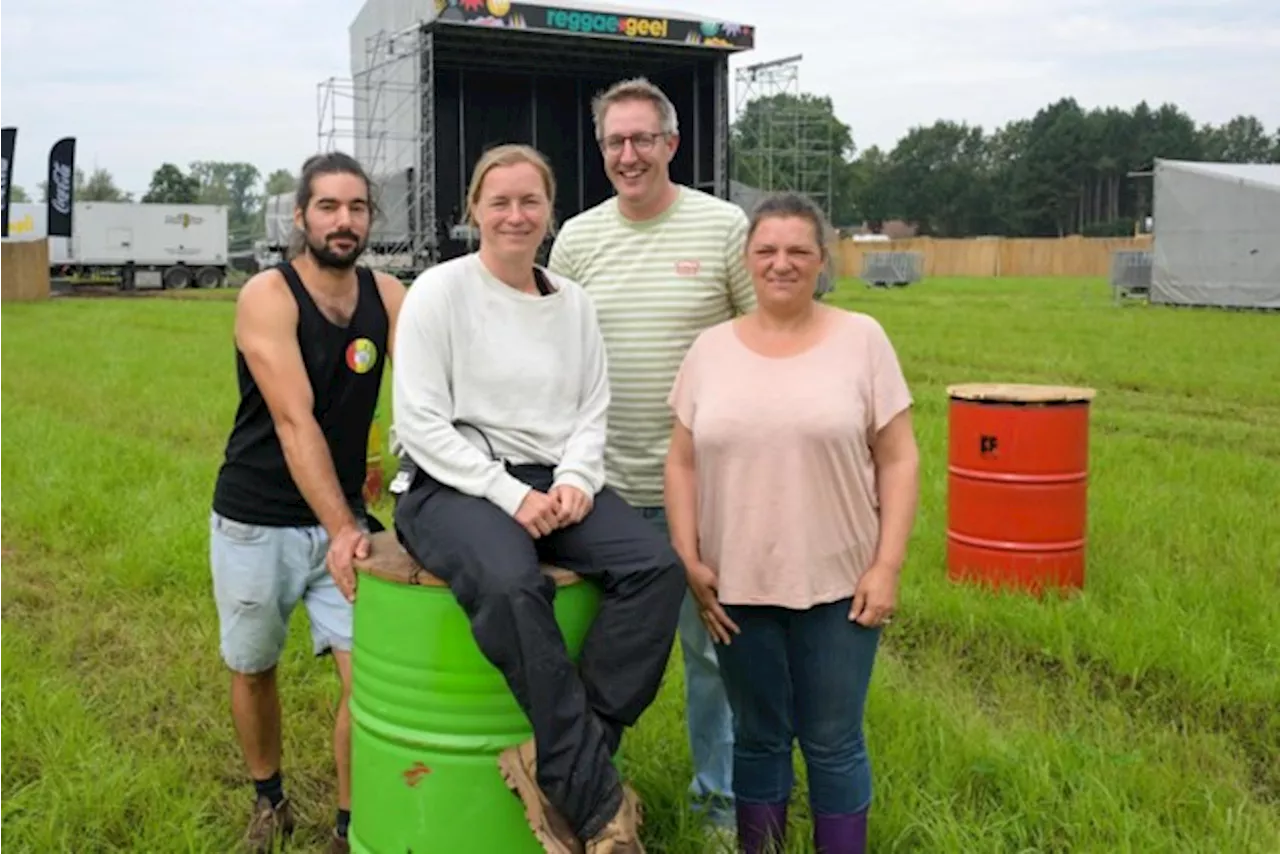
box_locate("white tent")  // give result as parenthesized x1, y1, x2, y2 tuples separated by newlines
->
(1151, 159, 1280, 309)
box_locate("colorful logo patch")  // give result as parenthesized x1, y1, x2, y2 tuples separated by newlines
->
(346, 338, 379, 374)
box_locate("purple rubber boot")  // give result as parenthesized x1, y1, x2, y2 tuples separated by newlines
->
(736, 802, 788, 853)
(813, 810, 869, 854)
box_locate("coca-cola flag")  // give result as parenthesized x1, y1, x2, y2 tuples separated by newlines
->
(1, 127, 16, 237)
(46, 136, 76, 237)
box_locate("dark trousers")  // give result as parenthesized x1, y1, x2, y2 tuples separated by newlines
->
(716, 598, 881, 816)
(394, 464, 686, 838)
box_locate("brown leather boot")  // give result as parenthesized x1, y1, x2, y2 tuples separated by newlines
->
(498, 739, 584, 854)
(585, 784, 645, 854)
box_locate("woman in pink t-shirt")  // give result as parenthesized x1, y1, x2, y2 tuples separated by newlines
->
(664, 192, 920, 854)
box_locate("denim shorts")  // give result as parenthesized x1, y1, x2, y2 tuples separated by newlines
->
(209, 511, 354, 674)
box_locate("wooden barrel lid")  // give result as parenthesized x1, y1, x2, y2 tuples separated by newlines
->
(354, 531, 583, 588)
(947, 383, 1096, 404)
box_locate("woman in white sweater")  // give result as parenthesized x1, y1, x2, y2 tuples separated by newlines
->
(390, 144, 681, 854)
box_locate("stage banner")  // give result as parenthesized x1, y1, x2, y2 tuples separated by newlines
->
(435, 1, 754, 50)
(47, 136, 76, 238)
(1, 127, 16, 237)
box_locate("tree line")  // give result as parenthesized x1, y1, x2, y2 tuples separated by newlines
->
(731, 95, 1280, 237)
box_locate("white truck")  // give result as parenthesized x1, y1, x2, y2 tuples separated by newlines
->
(7, 200, 231, 288)
(70, 202, 229, 289)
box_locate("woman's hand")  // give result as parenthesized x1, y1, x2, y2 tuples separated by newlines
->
(686, 560, 740, 645)
(514, 490, 561, 539)
(549, 484, 593, 527)
(850, 563, 899, 628)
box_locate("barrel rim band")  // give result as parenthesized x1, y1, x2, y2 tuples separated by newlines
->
(358, 564, 584, 589)
(947, 382, 1097, 404)
(948, 465, 1088, 484)
(354, 532, 584, 588)
(947, 531, 1086, 553)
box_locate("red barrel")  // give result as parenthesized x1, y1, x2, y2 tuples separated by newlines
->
(946, 383, 1096, 594)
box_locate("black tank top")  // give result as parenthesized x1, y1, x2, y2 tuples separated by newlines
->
(212, 262, 388, 527)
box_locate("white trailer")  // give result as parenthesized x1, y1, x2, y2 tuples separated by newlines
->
(72, 202, 229, 289)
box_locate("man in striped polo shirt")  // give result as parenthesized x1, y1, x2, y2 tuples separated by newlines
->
(548, 77, 755, 844)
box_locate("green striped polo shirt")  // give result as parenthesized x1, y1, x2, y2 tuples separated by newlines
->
(547, 185, 757, 507)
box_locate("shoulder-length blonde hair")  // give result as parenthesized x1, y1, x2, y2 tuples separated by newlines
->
(465, 144, 558, 232)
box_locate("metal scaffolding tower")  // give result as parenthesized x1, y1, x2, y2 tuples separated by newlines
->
(316, 24, 436, 272)
(732, 55, 836, 222)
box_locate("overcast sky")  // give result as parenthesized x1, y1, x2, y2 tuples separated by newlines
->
(3, 0, 1278, 199)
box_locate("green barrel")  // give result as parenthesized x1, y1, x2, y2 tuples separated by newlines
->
(349, 534, 602, 854)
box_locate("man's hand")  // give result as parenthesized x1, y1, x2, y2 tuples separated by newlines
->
(549, 484, 593, 528)
(686, 560, 740, 645)
(327, 524, 370, 603)
(515, 490, 560, 539)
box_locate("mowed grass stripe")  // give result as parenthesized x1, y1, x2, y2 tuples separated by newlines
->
(3, 278, 1278, 852)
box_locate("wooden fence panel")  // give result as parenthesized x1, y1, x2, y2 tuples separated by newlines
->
(1, 239, 51, 301)
(835, 235, 1152, 279)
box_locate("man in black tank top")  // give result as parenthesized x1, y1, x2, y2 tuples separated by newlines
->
(207, 153, 405, 854)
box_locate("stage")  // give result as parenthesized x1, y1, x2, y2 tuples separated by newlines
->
(342, 0, 755, 267)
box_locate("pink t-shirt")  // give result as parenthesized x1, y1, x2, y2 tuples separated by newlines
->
(667, 309, 913, 610)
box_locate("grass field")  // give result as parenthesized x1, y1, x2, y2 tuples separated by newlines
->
(3, 276, 1278, 853)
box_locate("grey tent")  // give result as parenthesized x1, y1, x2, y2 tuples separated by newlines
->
(1151, 159, 1280, 309)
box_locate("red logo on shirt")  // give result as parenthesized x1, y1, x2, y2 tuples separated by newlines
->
(675, 260, 701, 276)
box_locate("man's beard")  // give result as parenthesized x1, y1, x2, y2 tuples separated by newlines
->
(306, 230, 365, 270)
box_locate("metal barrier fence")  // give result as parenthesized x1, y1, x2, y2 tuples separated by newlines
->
(860, 251, 924, 288)
(1109, 250, 1152, 303)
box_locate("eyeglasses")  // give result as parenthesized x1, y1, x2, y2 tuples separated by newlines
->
(601, 132, 667, 153)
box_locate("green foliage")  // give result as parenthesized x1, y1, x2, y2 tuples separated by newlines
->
(141, 163, 201, 204)
(134, 162, 299, 251)
(263, 168, 297, 197)
(732, 95, 1280, 237)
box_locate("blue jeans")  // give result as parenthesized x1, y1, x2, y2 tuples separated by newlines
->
(716, 598, 881, 816)
(636, 506, 736, 828)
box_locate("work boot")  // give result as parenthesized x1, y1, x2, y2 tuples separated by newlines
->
(585, 784, 645, 854)
(243, 795, 295, 852)
(812, 810, 868, 854)
(498, 739, 584, 854)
